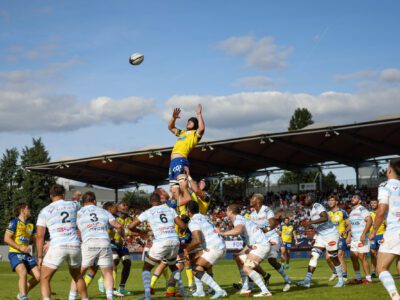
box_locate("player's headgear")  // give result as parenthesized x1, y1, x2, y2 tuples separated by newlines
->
(188, 117, 199, 130)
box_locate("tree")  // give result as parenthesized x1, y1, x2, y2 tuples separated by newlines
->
(288, 108, 314, 131)
(121, 189, 150, 207)
(278, 169, 338, 190)
(0, 148, 22, 240)
(19, 138, 56, 217)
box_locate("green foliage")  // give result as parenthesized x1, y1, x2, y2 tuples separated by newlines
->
(288, 108, 314, 131)
(278, 169, 338, 189)
(121, 190, 150, 207)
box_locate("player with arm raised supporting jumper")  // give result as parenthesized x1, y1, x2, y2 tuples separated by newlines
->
(128, 193, 189, 300)
(36, 184, 88, 300)
(168, 104, 205, 184)
(369, 158, 400, 300)
(296, 195, 344, 288)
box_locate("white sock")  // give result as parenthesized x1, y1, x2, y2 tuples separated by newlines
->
(43, 298, 51, 300)
(278, 265, 290, 283)
(334, 265, 344, 282)
(355, 270, 362, 280)
(172, 270, 186, 294)
(248, 270, 269, 294)
(201, 273, 222, 292)
(142, 270, 151, 298)
(194, 276, 204, 293)
(379, 271, 400, 300)
(106, 289, 113, 299)
(239, 268, 249, 290)
(68, 290, 77, 300)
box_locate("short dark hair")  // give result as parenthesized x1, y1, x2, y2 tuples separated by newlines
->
(188, 117, 199, 130)
(228, 204, 241, 215)
(103, 201, 115, 210)
(150, 193, 161, 204)
(389, 158, 400, 177)
(14, 203, 28, 217)
(82, 191, 96, 204)
(50, 184, 65, 197)
(284, 216, 290, 221)
(187, 200, 199, 214)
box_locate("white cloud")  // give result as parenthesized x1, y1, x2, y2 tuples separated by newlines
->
(0, 63, 155, 132)
(216, 35, 293, 70)
(5, 41, 59, 62)
(234, 76, 276, 89)
(162, 88, 400, 139)
(333, 70, 377, 82)
(380, 68, 400, 82)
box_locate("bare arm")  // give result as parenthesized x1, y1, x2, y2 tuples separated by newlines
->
(309, 211, 329, 225)
(196, 104, 205, 137)
(372, 204, 387, 233)
(178, 179, 192, 206)
(110, 219, 122, 230)
(168, 108, 181, 135)
(185, 230, 202, 253)
(174, 216, 187, 230)
(36, 225, 46, 262)
(360, 215, 372, 243)
(218, 224, 243, 237)
(128, 219, 142, 233)
(4, 232, 30, 253)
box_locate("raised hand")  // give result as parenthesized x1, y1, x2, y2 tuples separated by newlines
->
(196, 104, 202, 115)
(172, 108, 181, 119)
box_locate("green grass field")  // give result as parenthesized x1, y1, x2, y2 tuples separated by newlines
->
(0, 259, 397, 299)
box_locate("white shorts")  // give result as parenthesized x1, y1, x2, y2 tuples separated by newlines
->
(378, 232, 400, 255)
(249, 243, 270, 260)
(43, 244, 81, 269)
(82, 240, 113, 268)
(149, 240, 180, 262)
(314, 232, 339, 251)
(350, 240, 370, 254)
(202, 248, 226, 265)
(267, 236, 281, 259)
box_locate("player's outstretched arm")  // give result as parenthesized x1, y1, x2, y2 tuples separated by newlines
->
(196, 104, 205, 137)
(168, 108, 181, 135)
(185, 230, 201, 253)
(128, 219, 141, 233)
(217, 224, 243, 237)
(174, 216, 187, 230)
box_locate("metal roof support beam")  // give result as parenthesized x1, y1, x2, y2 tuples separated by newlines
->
(340, 132, 399, 155)
(218, 146, 303, 171)
(274, 139, 355, 167)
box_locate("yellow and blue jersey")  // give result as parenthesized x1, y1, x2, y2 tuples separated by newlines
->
(172, 129, 201, 158)
(280, 225, 295, 243)
(370, 211, 386, 235)
(6, 218, 36, 253)
(191, 191, 210, 215)
(328, 208, 348, 238)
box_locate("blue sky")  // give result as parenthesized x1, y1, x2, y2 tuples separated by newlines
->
(0, 1, 399, 182)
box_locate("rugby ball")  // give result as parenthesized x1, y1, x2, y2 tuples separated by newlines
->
(129, 53, 144, 65)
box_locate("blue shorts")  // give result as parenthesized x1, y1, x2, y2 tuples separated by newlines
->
(338, 237, 348, 251)
(282, 242, 292, 249)
(371, 234, 384, 250)
(111, 244, 130, 258)
(169, 157, 189, 180)
(9, 252, 37, 272)
(178, 230, 192, 254)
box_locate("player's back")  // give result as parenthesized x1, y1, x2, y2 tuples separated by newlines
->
(138, 204, 178, 242)
(77, 205, 113, 243)
(189, 214, 225, 250)
(235, 214, 268, 246)
(378, 179, 400, 234)
(37, 200, 80, 246)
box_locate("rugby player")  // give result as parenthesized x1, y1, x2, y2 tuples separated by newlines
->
(36, 184, 88, 300)
(369, 199, 386, 277)
(369, 158, 400, 300)
(185, 200, 227, 299)
(296, 195, 344, 288)
(69, 192, 122, 300)
(168, 104, 205, 184)
(4, 203, 40, 300)
(279, 217, 298, 270)
(218, 204, 272, 297)
(327, 195, 349, 281)
(250, 194, 291, 293)
(128, 193, 189, 300)
(346, 195, 373, 284)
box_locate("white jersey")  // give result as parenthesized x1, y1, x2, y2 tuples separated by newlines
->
(378, 179, 400, 235)
(250, 205, 280, 241)
(77, 204, 115, 243)
(310, 203, 337, 236)
(234, 215, 268, 246)
(349, 205, 370, 241)
(188, 214, 225, 251)
(138, 204, 178, 242)
(37, 200, 80, 247)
